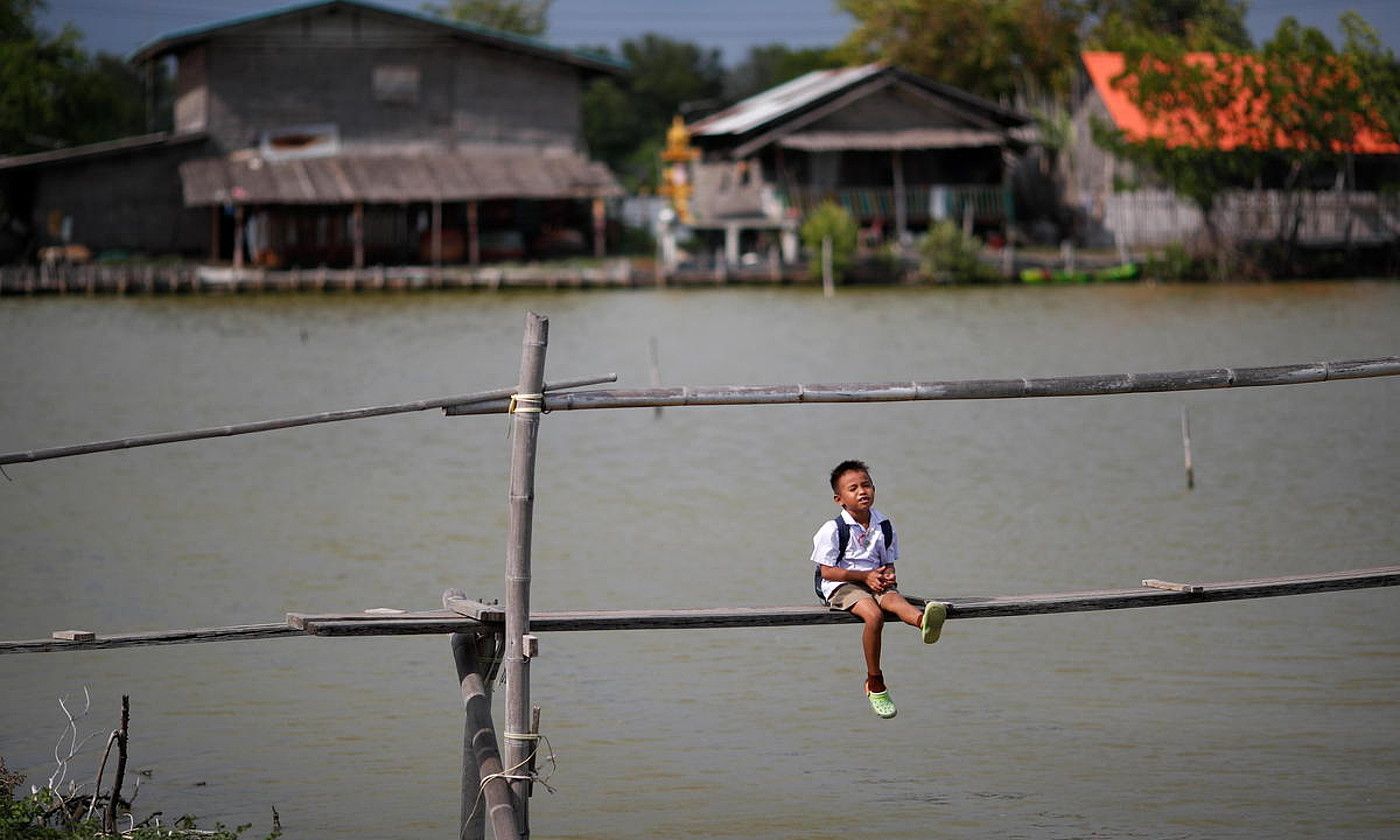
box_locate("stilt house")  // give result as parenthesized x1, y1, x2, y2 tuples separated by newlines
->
(0, 0, 623, 267)
(684, 64, 1033, 258)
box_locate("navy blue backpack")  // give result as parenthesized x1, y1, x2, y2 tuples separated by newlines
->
(814, 516, 895, 604)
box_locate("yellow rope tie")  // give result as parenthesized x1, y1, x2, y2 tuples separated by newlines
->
(508, 393, 543, 414)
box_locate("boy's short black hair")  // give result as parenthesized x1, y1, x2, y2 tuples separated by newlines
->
(830, 459, 871, 491)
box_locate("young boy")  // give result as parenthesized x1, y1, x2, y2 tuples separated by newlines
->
(811, 460, 945, 719)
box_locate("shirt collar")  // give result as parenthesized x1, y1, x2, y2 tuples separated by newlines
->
(839, 508, 884, 529)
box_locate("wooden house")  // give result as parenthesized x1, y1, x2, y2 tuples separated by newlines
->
(0, 0, 622, 267)
(684, 64, 1033, 258)
(1069, 51, 1400, 248)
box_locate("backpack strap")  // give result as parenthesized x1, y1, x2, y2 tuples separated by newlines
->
(816, 516, 895, 604)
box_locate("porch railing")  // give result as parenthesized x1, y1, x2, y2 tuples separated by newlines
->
(780, 184, 1012, 224)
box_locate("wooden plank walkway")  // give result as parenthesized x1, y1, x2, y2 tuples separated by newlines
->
(3, 565, 1394, 655)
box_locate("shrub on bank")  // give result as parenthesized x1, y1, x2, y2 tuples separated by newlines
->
(918, 221, 997, 283)
(799, 201, 858, 280)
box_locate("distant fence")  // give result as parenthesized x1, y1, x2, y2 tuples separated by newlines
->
(1104, 189, 1400, 248)
(782, 184, 1011, 224)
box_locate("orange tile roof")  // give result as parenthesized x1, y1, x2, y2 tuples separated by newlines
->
(1082, 50, 1399, 155)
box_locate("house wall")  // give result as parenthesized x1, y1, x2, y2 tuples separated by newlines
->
(179, 5, 584, 153)
(30, 141, 214, 255)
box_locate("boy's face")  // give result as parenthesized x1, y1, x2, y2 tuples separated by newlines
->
(833, 469, 875, 514)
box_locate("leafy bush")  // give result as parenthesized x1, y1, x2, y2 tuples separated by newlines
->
(918, 221, 995, 282)
(799, 201, 858, 280)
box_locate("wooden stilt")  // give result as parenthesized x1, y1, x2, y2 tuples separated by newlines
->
(892, 148, 907, 246)
(233, 205, 245, 271)
(432, 200, 443, 268)
(352, 202, 365, 269)
(467, 201, 480, 266)
(592, 197, 605, 259)
(503, 313, 548, 835)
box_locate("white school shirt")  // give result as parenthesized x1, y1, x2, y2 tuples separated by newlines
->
(810, 508, 898, 600)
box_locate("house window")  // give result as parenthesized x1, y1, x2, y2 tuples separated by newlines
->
(373, 65, 420, 105)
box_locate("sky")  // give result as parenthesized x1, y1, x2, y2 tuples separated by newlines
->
(38, 0, 1400, 65)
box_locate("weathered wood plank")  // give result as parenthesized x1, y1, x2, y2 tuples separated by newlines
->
(444, 596, 505, 622)
(295, 565, 1400, 635)
(4, 566, 1395, 653)
(0, 623, 299, 653)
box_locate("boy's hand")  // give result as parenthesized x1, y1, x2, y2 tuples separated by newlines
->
(865, 567, 896, 593)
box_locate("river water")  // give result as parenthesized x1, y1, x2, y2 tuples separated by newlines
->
(1, 282, 1397, 838)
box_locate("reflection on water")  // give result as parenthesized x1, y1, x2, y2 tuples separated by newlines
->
(1, 283, 1397, 838)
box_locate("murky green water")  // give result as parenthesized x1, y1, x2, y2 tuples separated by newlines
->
(1, 283, 1397, 838)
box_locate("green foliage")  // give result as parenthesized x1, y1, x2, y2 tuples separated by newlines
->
(724, 44, 843, 102)
(1086, 0, 1252, 51)
(836, 0, 1082, 101)
(1, 754, 277, 840)
(420, 0, 552, 37)
(918, 220, 995, 282)
(799, 201, 858, 280)
(1143, 242, 1206, 281)
(0, 0, 158, 154)
(581, 34, 725, 190)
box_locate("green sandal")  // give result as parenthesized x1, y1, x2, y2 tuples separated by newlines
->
(866, 689, 897, 719)
(921, 601, 946, 645)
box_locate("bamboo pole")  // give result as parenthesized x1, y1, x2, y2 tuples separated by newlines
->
(445, 357, 1400, 416)
(0, 373, 615, 466)
(503, 312, 548, 834)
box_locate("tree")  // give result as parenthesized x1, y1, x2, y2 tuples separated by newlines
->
(0, 0, 153, 153)
(724, 44, 843, 103)
(421, 0, 551, 37)
(836, 0, 1082, 103)
(1086, 0, 1251, 51)
(581, 34, 725, 190)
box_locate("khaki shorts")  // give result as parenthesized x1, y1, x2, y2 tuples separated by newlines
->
(827, 583, 901, 611)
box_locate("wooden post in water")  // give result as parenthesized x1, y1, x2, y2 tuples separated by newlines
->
(822, 236, 834, 298)
(447, 604, 518, 840)
(504, 312, 548, 836)
(1181, 405, 1195, 490)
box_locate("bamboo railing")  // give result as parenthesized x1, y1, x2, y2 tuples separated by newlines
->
(445, 357, 1400, 415)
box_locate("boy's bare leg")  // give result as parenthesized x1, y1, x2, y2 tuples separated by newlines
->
(850, 598, 886, 692)
(876, 591, 924, 627)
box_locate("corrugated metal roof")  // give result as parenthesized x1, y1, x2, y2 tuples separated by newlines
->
(689, 64, 887, 138)
(1083, 50, 1400, 154)
(178, 147, 621, 205)
(778, 128, 1006, 151)
(130, 0, 625, 74)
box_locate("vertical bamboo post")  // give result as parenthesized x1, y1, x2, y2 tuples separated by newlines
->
(504, 312, 548, 836)
(1181, 405, 1195, 490)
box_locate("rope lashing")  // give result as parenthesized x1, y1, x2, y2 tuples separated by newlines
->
(508, 392, 543, 414)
